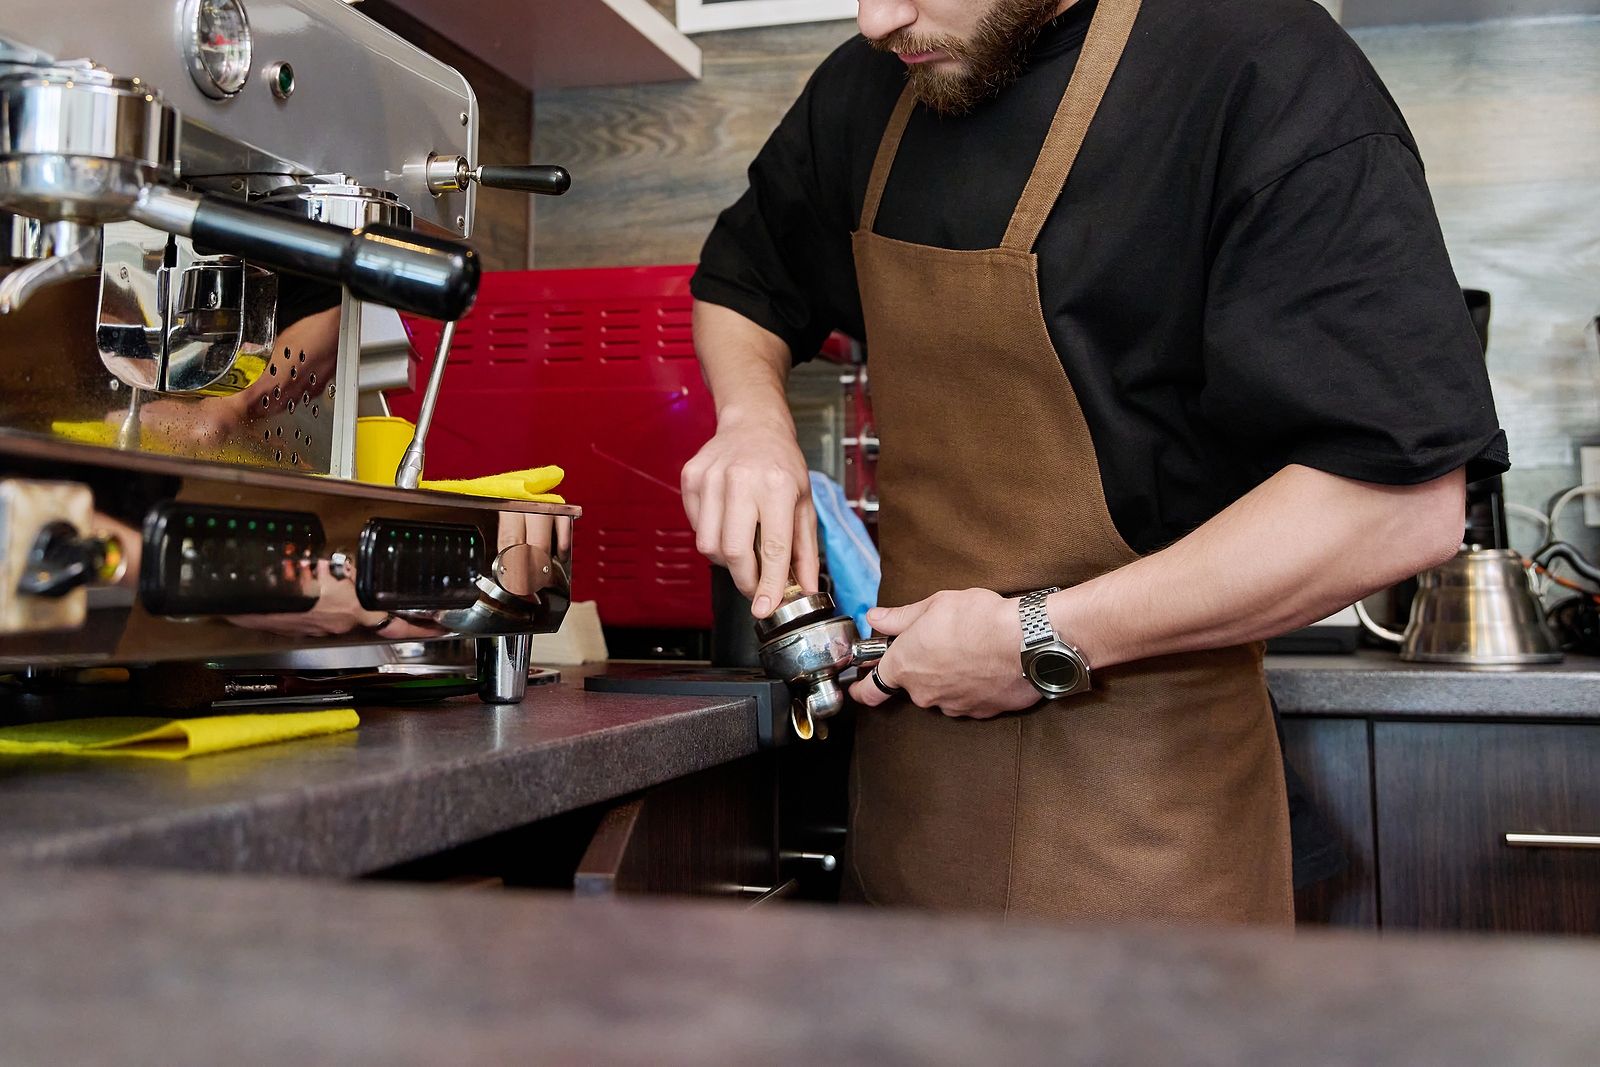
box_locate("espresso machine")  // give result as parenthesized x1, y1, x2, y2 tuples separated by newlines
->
(0, 0, 577, 714)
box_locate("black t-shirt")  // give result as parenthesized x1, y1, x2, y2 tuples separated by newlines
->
(691, 0, 1509, 554)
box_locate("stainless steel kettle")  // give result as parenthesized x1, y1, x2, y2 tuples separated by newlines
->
(1355, 548, 1563, 668)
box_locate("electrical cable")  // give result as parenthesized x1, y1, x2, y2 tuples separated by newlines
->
(1535, 542, 1600, 587)
(1505, 501, 1552, 532)
(1542, 483, 1600, 549)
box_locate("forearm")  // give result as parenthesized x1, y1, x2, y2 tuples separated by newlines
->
(693, 300, 795, 431)
(1049, 464, 1467, 669)
(685, 299, 822, 604)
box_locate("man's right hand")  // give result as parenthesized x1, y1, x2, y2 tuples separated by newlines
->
(681, 413, 820, 618)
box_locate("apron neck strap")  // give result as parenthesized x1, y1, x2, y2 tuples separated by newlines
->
(859, 87, 919, 235)
(856, 0, 1142, 247)
(1002, 0, 1143, 253)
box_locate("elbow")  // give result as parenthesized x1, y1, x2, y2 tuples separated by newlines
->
(1396, 470, 1468, 577)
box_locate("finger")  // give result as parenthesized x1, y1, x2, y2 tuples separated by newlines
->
(680, 460, 703, 529)
(721, 488, 761, 597)
(792, 495, 821, 596)
(866, 597, 934, 637)
(847, 657, 898, 708)
(751, 492, 797, 618)
(693, 468, 726, 563)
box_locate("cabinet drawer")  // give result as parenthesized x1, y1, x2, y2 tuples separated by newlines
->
(1374, 722, 1600, 934)
(574, 756, 777, 899)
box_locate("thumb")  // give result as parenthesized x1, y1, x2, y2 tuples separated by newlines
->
(866, 598, 932, 637)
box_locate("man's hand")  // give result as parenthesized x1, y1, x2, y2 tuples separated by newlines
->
(848, 588, 1038, 718)
(681, 413, 820, 617)
(683, 300, 822, 618)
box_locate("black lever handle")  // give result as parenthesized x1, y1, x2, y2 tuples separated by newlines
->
(17, 522, 110, 598)
(475, 165, 572, 196)
(131, 188, 482, 321)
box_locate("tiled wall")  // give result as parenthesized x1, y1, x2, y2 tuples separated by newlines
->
(1348, 15, 1600, 551)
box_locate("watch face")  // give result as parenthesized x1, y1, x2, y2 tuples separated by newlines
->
(1028, 649, 1083, 694)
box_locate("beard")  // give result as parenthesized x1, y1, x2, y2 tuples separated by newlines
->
(869, 0, 1063, 116)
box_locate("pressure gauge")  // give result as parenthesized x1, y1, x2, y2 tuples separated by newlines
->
(182, 0, 253, 99)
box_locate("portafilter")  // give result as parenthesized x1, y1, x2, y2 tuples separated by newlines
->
(756, 587, 889, 740)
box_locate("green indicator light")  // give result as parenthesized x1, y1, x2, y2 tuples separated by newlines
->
(207, 517, 217, 529)
(267, 522, 276, 533)
(247, 521, 257, 531)
(185, 516, 196, 529)
(227, 519, 238, 531)
(404, 531, 412, 540)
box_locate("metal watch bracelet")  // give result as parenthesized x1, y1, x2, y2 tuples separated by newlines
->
(1019, 587, 1062, 648)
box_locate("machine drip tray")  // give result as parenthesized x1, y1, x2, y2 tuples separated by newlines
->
(583, 668, 797, 748)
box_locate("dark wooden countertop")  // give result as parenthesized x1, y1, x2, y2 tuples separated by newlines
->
(0, 683, 757, 875)
(1268, 649, 1600, 719)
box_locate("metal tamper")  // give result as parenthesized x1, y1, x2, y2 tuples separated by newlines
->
(755, 584, 890, 741)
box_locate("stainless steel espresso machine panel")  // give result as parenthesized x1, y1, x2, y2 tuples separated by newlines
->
(0, 0, 477, 237)
(0, 1, 580, 710)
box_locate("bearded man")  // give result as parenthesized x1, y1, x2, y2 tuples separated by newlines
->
(681, 0, 1506, 923)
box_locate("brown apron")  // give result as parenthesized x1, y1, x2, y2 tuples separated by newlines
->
(846, 0, 1294, 924)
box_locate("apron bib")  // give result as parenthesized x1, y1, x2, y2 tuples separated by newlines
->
(846, 0, 1294, 924)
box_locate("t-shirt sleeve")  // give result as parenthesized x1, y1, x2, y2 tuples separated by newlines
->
(690, 55, 864, 363)
(1199, 132, 1509, 486)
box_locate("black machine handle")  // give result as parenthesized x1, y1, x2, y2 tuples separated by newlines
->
(131, 187, 481, 321)
(474, 165, 572, 196)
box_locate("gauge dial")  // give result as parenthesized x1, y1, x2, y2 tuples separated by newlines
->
(183, 0, 253, 99)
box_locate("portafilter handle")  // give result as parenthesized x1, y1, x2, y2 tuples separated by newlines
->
(853, 637, 891, 666)
(130, 186, 481, 321)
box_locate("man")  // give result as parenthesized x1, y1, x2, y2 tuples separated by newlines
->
(681, 0, 1505, 923)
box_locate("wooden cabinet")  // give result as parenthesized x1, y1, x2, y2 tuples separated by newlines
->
(575, 756, 778, 899)
(1281, 718, 1378, 926)
(1286, 716, 1600, 935)
(1374, 722, 1600, 934)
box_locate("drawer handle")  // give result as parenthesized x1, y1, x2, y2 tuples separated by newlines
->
(1504, 833, 1600, 849)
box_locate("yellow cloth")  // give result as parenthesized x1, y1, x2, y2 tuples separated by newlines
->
(51, 420, 139, 448)
(0, 709, 359, 761)
(420, 465, 566, 504)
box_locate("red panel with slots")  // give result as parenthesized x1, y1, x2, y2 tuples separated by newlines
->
(390, 266, 715, 629)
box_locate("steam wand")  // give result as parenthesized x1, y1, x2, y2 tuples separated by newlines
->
(394, 319, 456, 489)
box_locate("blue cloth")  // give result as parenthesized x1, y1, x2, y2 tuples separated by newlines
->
(810, 471, 879, 634)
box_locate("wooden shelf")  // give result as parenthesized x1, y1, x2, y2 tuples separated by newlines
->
(385, 0, 701, 89)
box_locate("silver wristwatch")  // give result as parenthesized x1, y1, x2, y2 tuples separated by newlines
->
(1018, 587, 1092, 699)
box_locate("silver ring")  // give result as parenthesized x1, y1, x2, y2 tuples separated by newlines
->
(869, 665, 902, 697)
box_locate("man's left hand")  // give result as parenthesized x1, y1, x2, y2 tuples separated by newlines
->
(847, 588, 1038, 719)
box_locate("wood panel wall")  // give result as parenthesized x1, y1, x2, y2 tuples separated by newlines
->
(530, 20, 858, 269)
(358, 0, 533, 271)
